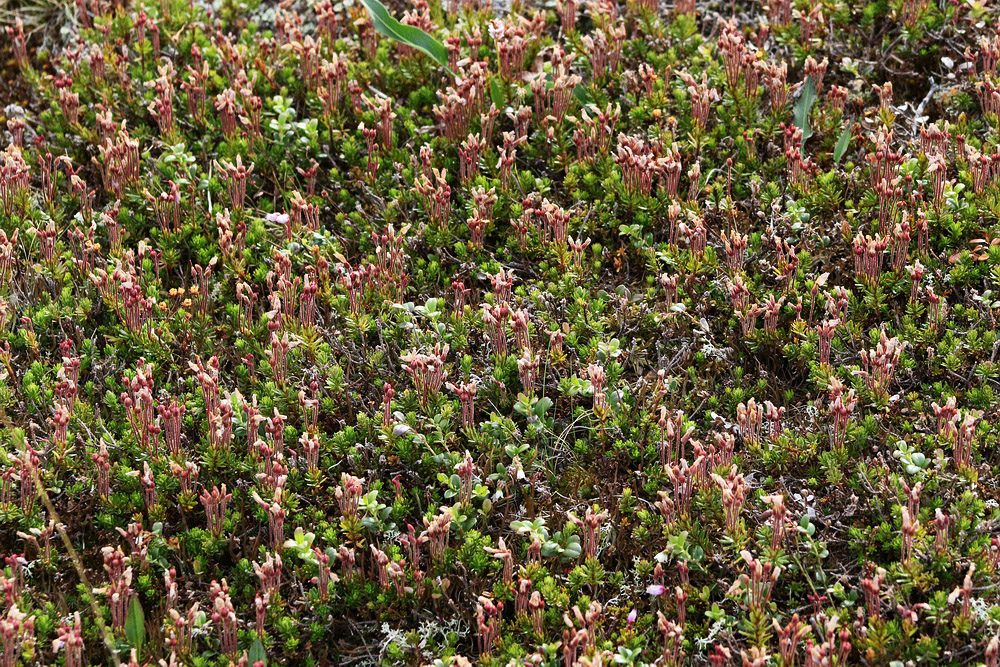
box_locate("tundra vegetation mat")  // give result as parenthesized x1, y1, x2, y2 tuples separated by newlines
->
(1, 0, 1000, 663)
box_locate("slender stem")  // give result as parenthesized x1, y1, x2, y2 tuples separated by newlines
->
(30, 461, 122, 667)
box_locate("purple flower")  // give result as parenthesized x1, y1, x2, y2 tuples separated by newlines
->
(266, 211, 290, 224)
(646, 584, 666, 597)
(627, 608, 637, 625)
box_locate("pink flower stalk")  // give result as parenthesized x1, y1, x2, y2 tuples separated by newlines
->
(568, 506, 609, 559)
(515, 577, 533, 616)
(712, 469, 747, 535)
(318, 55, 348, 116)
(336, 473, 363, 520)
(816, 318, 839, 366)
(582, 24, 624, 83)
(902, 481, 923, 521)
(168, 460, 198, 494)
(932, 396, 982, 468)
(762, 493, 788, 551)
(458, 133, 486, 183)
(680, 71, 718, 130)
(338, 263, 373, 317)
(381, 383, 394, 425)
(311, 548, 337, 600)
(122, 359, 159, 454)
(712, 432, 735, 470)
(657, 408, 692, 468)
(737, 398, 764, 447)
(215, 89, 240, 137)
(729, 550, 781, 609)
(497, 132, 520, 190)
(867, 130, 905, 192)
(657, 613, 684, 666)
(117, 523, 150, 569)
(252, 488, 286, 549)
(298, 272, 318, 327)
(92, 440, 111, 500)
(387, 559, 411, 596)
(446, 381, 477, 428)
(0, 230, 17, 290)
(857, 332, 904, 394)
(763, 400, 785, 440)
(614, 134, 662, 198)
(255, 593, 267, 635)
(253, 552, 282, 597)
(402, 343, 449, 406)
(926, 286, 946, 329)
(968, 145, 999, 193)
(189, 356, 221, 417)
(269, 331, 297, 386)
(861, 567, 886, 618)
(931, 508, 952, 554)
(949, 564, 976, 623)
(476, 596, 503, 655)
(215, 155, 254, 210)
(527, 591, 545, 635)
(773, 614, 807, 665)
(49, 405, 70, 449)
(662, 458, 697, 522)
(298, 432, 320, 473)
(200, 484, 231, 535)
(680, 215, 708, 256)
(928, 153, 949, 213)
(453, 452, 476, 505)
(574, 103, 620, 163)
(182, 59, 209, 123)
(432, 88, 474, 143)
(5, 19, 27, 69)
(338, 546, 358, 581)
(58, 86, 81, 126)
(399, 522, 425, 569)
(489, 19, 529, 81)
(147, 63, 175, 134)
(485, 537, 513, 584)
(0, 605, 34, 667)
(721, 230, 748, 273)
(517, 348, 539, 395)
(562, 628, 588, 667)
(210, 579, 238, 657)
(132, 461, 156, 510)
(154, 398, 184, 457)
(901, 506, 918, 565)
(421, 507, 452, 562)
(827, 381, 857, 449)
(98, 127, 141, 197)
(762, 295, 784, 333)
(53, 612, 83, 667)
(372, 224, 410, 301)
(108, 566, 134, 630)
(919, 121, 949, 157)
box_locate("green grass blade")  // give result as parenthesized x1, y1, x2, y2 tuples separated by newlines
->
(833, 121, 852, 163)
(793, 76, 816, 153)
(358, 0, 453, 75)
(125, 598, 145, 655)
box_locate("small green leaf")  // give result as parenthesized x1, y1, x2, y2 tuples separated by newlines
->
(533, 396, 554, 417)
(573, 84, 594, 105)
(793, 77, 817, 153)
(489, 77, 505, 107)
(125, 598, 145, 655)
(358, 0, 453, 76)
(249, 638, 267, 666)
(833, 122, 852, 163)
